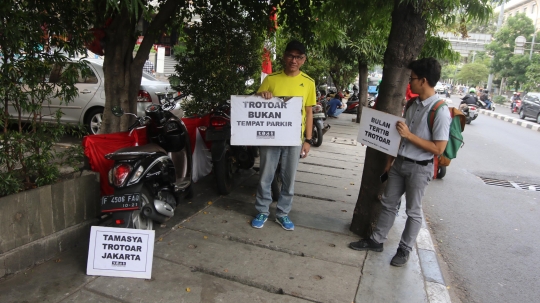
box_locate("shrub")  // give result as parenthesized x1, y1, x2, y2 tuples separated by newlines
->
(493, 95, 506, 104)
(170, 4, 266, 116)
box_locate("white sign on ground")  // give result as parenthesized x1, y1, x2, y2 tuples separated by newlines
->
(357, 107, 405, 157)
(87, 226, 155, 279)
(230, 95, 303, 146)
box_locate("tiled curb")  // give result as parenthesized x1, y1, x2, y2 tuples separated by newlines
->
(479, 109, 540, 131)
(414, 194, 452, 303)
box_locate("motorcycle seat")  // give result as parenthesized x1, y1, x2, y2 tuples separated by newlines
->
(105, 143, 167, 160)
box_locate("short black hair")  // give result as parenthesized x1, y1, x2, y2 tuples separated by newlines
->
(285, 40, 306, 55)
(407, 57, 441, 87)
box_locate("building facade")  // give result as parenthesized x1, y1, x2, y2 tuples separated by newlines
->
(497, 0, 540, 29)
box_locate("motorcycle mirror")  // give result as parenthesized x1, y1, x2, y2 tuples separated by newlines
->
(111, 106, 125, 117)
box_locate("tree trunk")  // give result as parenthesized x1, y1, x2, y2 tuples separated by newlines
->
(350, 0, 427, 237)
(99, 1, 182, 134)
(355, 60, 369, 123)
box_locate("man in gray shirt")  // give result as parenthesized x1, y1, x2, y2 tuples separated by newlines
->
(349, 57, 451, 267)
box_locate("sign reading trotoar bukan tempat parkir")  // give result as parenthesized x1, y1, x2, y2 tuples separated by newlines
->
(230, 95, 303, 146)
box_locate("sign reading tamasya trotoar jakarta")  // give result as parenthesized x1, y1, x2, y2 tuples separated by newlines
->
(87, 226, 155, 279)
(230, 95, 303, 146)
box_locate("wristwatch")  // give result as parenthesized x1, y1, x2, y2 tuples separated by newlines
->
(304, 138, 314, 145)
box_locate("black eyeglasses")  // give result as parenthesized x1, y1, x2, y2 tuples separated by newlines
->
(409, 77, 421, 82)
(285, 54, 305, 61)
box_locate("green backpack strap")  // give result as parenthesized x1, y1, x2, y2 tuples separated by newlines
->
(427, 100, 447, 133)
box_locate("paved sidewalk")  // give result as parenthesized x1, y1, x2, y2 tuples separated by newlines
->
(0, 114, 450, 303)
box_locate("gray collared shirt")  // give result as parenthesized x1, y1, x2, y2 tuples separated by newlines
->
(397, 94, 451, 161)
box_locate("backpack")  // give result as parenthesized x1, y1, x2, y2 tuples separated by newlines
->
(427, 100, 466, 166)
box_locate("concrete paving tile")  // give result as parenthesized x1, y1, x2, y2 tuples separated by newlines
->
(154, 228, 361, 303)
(355, 208, 428, 303)
(85, 254, 313, 303)
(179, 199, 364, 267)
(294, 181, 359, 204)
(61, 289, 121, 303)
(289, 196, 357, 234)
(0, 245, 95, 303)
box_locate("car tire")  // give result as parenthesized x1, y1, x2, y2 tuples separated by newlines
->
(519, 108, 525, 120)
(85, 108, 104, 135)
(537, 114, 540, 124)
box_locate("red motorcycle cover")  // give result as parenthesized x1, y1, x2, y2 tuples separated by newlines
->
(82, 128, 147, 196)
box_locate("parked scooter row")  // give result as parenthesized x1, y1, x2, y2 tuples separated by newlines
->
(94, 92, 333, 230)
(99, 94, 193, 230)
(200, 102, 259, 195)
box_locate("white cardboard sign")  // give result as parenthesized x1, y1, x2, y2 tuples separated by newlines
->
(86, 226, 155, 279)
(357, 107, 405, 157)
(230, 95, 303, 146)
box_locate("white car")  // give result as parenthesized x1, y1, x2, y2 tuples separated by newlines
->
(435, 82, 445, 94)
(9, 58, 175, 134)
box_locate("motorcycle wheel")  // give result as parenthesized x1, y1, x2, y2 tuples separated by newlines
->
(312, 123, 323, 147)
(436, 166, 446, 179)
(466, 117, 472, 124)
(132, 188, 154, 230)
(214, 144, 235, 194)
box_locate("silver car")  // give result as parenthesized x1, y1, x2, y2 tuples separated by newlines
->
(9, 58, 175, 134)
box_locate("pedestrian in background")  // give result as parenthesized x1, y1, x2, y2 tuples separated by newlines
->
(349, 57, 451, 267)
(251, 40, 316, 231)
(327, 92, 345, 118)
(143, 57, 154, 75)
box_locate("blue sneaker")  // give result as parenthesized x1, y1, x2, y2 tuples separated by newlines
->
(276, 216, 294, 231)
(251, 213, 268, 229)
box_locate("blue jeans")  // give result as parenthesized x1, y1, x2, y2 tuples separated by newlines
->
(255, 145, 302, 218)
(485, 100, 492, 109)
(328, 107, 345, 117)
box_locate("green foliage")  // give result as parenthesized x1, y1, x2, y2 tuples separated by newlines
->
(524, 53, 540, 91)
(133, 45, 156, 53)
(493, 95, 506, 104)
(0, 0, 91, 196)
(467, 12, 499, 35)
(170, 4, 266, 116)
(486, 13, 535, 89)
(420, 36, 461, 63)
(456, 63, 489, 86)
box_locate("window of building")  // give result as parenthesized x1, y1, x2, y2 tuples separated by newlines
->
(533, 4, 536, 15)
(524, 7, 527, 14)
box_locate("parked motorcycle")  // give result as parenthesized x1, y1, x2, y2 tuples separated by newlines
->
(343, 92, 360, 114)
(203, 102, 259, 194)
(101, 94, 193, 230)
(311, 102, 330, 147)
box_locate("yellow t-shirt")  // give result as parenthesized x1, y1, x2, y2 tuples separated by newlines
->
(257, 70, 317, 142)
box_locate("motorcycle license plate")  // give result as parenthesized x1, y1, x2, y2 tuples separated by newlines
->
(313, 113, 326, 119)
(101, 193, 141, 212)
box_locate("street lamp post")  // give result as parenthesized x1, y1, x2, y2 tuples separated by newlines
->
(530, 3, 539, 60)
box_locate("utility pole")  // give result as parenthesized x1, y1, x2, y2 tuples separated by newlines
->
(488, 1, 506, 95)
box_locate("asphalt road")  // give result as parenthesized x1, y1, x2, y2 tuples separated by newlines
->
(423, 96, 540, 303)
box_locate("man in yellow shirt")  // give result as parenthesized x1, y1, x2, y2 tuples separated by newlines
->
(251, 40, 316, 231)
